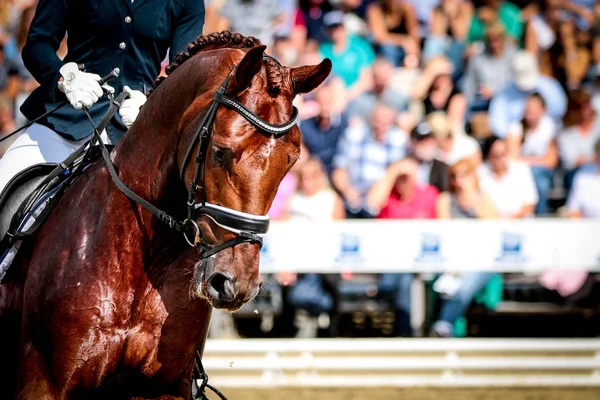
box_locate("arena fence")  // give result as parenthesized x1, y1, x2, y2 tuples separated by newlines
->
(202, 338, 600, 387)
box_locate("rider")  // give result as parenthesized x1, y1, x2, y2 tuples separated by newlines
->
(0, 0, 205, 193)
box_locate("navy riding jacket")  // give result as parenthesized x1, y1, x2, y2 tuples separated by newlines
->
(20, 0, 205, 143)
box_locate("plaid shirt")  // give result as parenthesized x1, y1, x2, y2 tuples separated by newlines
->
(333, 122, 408, 207)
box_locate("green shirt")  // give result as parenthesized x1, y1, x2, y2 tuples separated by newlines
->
(468, 2, 524, 44)
(319, 34, 376, 88)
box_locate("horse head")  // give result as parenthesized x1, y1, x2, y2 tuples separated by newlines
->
(143, 33, 331, 311)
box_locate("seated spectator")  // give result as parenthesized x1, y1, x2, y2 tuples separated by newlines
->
(347, 57, 409, 121)
(422, 0, 473, 71)
(524, 0, 563, 57)
(332, 103, 408, 218)
(558, 89, 600, 191)
(367, 157, 438, 337)
(507, 93, 558, 215)
(404, 0, 441, 36)
(300, 83, 348, 175)
(428, 111, 481, 167)
(479, 136, 538, 218)
(412, 56, 466, 130)
(489, 51, 567, 138)
(467, 0, 524, 45)
(366, 0, 420, 67)
(408, 122, 450, 193)
(287, 157, 346, 221)
(463, 22, 516, 112)
(367, 157, 439, 219)
(540, 19, 591, 91)
(567, 138, 600, 218)
(319, 10, 376, 100)
(217, 0, 283, 47)
(431, 158, 497, 337)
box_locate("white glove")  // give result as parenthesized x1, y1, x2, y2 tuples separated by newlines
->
(118, 86, 147, 128)
(57, 62, 114, 109)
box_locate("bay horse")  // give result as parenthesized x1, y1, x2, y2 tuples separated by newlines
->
(0, 31, 331, 399)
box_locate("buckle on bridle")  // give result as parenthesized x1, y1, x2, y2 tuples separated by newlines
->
(183, 219, 202, 248)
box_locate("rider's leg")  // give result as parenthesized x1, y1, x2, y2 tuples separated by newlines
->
(0, 123, 86, 193)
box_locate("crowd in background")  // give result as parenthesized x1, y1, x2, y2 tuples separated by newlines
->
(1, 0, 599, 337)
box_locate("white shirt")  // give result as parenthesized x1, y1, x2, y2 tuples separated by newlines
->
(288, 189, 338, 222)
(438, 134, 480, 166)
(509, 115, 556, 157)
(478, 160, 539, 218)
(567, 166, 600, 218)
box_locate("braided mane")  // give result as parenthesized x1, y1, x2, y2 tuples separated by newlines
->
(149, 31, 283, 97)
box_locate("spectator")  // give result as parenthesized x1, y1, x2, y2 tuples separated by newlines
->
(593, 3, 600, 69)
(567, 138, 600, 218)
(431, 159, 497, 338)
(404, 0, 440, 36)
(300, 83, 348, 175)
(217, 0, 282, 47)
(540, 20, 591, 91)
(319, 10, 376, 99)
(428, 111, 481, 167)
(524, 0, 563, 57)
(489, 51, 567, 138)
(367, 157, 439, 337)
(366, 0, 420, 67)
(558, 89, 600, 191)
(347, 57, 409, 121)
(332, 103, 408, 218)
(479, 136, 538, 218)
(467, 0, 524, 45)
(436, 158, 496, 219)
(412, 56, 466, 129)
(423, 0, 473, 68)
(408, 122, 450, 192)
(507, 93, 558, 215)
(367, 157, 439, 219)
(288, 157, 346, 221)
(0, 44, 19, 98)
(298, 0, 335, 44)
(463, 22, 516, 112)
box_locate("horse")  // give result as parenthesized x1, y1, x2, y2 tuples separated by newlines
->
(0, 31, 331, 399)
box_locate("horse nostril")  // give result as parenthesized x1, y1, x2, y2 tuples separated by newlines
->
(208, 272, 236, 303)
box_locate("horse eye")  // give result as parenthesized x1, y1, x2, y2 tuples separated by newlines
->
(212, 147, 225, 165)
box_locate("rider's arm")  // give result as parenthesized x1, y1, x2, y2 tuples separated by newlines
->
(21, 0, 69, 101)
(170, 0, 206, 61)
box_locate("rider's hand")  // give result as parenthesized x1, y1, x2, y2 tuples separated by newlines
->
(57, 62, 113, 110)
(119, 86, 147, 128)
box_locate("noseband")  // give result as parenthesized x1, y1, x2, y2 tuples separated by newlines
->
(179, 58, 298, 259)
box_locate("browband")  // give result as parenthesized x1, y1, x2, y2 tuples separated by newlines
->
(214, 92, 299, 137)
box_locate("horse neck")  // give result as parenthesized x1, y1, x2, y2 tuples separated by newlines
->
(110, 57, 219, 215)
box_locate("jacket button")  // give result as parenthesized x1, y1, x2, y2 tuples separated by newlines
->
(124, 16, 132, 24)
(119, 42, 127, 50)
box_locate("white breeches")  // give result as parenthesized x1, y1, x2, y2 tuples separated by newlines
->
(0, 123, 110, 194)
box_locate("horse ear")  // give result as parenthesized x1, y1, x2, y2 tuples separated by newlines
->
(229, 45, 267, 95)
(290, 58, 332, 96)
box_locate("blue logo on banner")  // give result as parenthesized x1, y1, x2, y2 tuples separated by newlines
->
(495, 232, 527, 263)
(335, 233, 363, 264)
(414, 233, 445, 263)
(259, 236, 274, 264)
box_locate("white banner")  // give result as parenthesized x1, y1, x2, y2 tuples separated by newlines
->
(258, 220, 600, 273)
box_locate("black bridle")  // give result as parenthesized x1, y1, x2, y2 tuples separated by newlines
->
(85, 59, 298, 262)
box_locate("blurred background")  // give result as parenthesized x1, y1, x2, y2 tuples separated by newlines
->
(2, 0, 600, 398)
